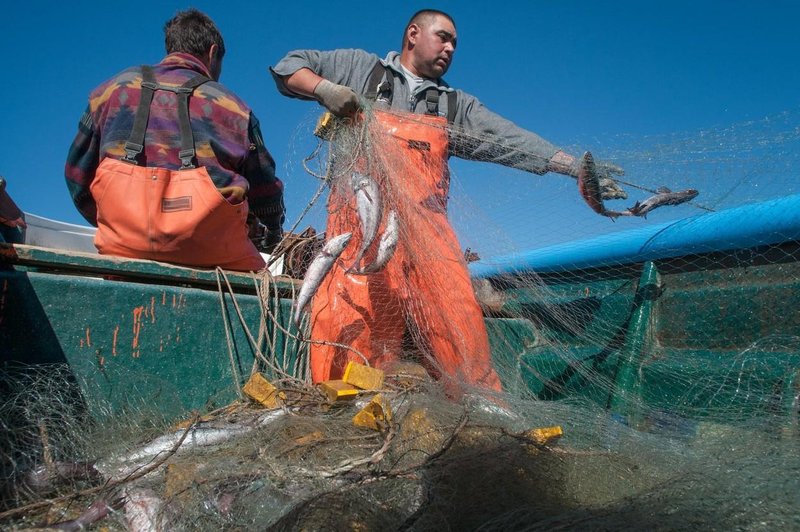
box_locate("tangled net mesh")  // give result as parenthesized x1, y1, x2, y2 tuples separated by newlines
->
(2, 106, 800, 530)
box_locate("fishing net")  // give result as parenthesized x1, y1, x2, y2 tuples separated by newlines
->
(2, 106, 800, 530)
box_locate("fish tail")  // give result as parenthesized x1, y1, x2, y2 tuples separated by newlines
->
(347, 252, 364, 273)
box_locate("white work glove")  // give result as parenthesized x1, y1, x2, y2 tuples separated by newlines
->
(313, 79, 361, 117)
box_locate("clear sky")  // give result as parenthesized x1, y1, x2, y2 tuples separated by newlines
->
(2, 1, 799, 256)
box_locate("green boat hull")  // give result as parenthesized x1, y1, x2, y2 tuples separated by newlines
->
(1, 245, 301, 420)
(2, 239, 799, 424)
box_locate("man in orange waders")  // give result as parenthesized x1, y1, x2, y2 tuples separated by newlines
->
(66, 9, 284, 271)
(271, 9, 625, 390)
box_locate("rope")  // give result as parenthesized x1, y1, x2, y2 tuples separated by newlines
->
(215, 270, 244, 400)
(215, 267, 297, 382)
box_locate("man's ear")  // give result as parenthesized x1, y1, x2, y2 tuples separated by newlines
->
(208, 43, 219, 65)
(407, 23, 420, 48)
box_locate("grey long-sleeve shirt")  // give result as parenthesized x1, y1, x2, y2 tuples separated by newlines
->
(271, 49, 559, 175)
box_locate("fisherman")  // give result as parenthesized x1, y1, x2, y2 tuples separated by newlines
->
(65, 9, 284, 271)
(271, 9, 625, 390)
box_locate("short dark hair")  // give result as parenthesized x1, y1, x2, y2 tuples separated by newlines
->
(164, 9, 226, 59)
(402, 9, 456, 49)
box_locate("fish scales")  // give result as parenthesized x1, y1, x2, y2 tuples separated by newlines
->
(355, 210, 399, 274)
(293, 233, 353, 326)
(628, 188, 699, 218)
(349, 172, 382, 272)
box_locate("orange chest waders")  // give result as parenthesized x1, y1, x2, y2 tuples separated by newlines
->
(308, 109, 502, 392)
(90, 65, 265, 271)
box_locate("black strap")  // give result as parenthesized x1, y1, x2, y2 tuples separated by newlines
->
(122, 66, 157, 164)
(446, 91, 457, 125)
(122, 65, 210, 168)
(424, 89, 439, 116)
(365, 61, 390, 102)
(175, 75, 209, 169)
(364, 61, 457, 124)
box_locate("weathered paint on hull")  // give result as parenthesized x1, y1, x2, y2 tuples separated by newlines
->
(1, 244, 301, 420)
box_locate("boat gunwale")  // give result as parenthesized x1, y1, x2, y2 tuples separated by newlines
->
(0, 243, 300, 294)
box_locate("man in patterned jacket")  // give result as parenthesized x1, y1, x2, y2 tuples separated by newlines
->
(66, 9, 283, 271)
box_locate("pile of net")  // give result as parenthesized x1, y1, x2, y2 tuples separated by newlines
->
(1, 362, 798, 530)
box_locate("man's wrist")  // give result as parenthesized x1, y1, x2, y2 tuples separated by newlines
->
(548, 151, 578, 176)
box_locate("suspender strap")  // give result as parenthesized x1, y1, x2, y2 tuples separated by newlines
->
(364, 61, 390, 102)
(363, 60, 457, 124)
(446, 91, 457, 124)
(424, 89, 439, 116)
(174, 75, 210, 169)
(122, 66, 157, 164)
(424, 88, 458, 123)
(121, 65, 210, 168)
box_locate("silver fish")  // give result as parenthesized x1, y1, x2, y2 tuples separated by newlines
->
(627, 187, 699, 218)
(355, 210, 399, 274)
(349, 172, 382, 271)
(293, 232, 353, 326)
(97, 410, 286, 480)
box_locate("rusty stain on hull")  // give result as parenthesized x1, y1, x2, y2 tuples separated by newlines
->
(132, 306, 145, 358)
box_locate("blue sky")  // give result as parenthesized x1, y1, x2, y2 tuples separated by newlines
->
(2, 1, 799, 255)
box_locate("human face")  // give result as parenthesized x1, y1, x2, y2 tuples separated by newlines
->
(406, 15, 457, 79)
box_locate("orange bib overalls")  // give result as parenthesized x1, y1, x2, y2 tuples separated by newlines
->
(309, 110, 502, 391)
(90, 65, 265, 271)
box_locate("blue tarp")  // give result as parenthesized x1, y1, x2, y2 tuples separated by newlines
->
(471, 193, 800, 277)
